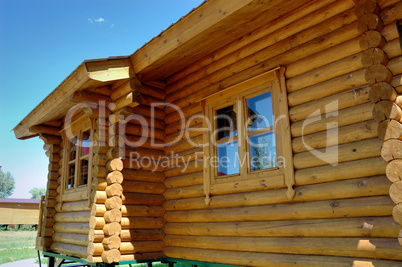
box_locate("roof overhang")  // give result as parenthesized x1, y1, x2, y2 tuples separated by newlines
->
(13, 57, 131, 139)
(14, 0, 308, 139)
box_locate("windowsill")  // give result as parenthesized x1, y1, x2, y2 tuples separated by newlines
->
(62, 186, 89, 202)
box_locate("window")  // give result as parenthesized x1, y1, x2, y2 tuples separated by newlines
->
(62, 117, 93, 202)
(202, 68, 295, 203)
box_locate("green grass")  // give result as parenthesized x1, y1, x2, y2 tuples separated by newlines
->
(0, 230, 38, 264)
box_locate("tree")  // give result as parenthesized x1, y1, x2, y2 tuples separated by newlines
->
(29, 187, 46, 199)
(0, 169, 15, 198)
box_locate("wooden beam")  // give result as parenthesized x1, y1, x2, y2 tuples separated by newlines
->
(30, 125, 60, 136)
(69, 90, 112, 105)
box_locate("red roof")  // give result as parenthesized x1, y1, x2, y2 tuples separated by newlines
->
(0, 198, 40, 204)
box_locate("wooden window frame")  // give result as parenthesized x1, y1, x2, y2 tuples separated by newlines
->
(202, 68, 295, 204)
(61, 116, 94, 202)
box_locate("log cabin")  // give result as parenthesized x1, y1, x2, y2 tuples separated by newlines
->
(0, 198, 40, 226)
(13, 0, 402, 266)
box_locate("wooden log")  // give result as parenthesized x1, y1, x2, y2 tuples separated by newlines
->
(295, 157, 386, 185)
(93, 153, 108, 167)
(121, 205, 165, 217)
(101, 248, 120, 263)
(103, 221, 121, 236)
(105, 183, 123, 197)
(105, 196, 123, 210)
(122, 158, 164, 173)
(164, 185, 204, 200)
(121, 217, 165, 229)
(164, 172, 203, 188)
(121, 169, 165, 183)
(120, 229, 164, 241)
(122, 192, 165, 206)
(355, 0, 379, 18)
(50, 242, 87, 258)
(164, 175, 390, 212)
(122, 180, 166, 194)
(92, 166, 107, 179)
(378, 119, 402, 140)
(88, 229, 104, 243)
(120, 241, 164, 254)
(164, 135, 203, 155)
(381, 139, 402, 161)
(164, 216, 399, 238)
(96, 191, 107, 203)
(286, 37, 362, 79)
(291, 102, 374, 137)
(285, 52, 364, 93)
(164, 160, 203, 178)
(389, 180, 402, 203)
(369, 82, 397, 103)
(399, 228, 402, 247)
(373, 100, 402, 122)
(386, 159, 402, 182)
(357, 13, 383, 33)
(110, 78, 142, 101)
(164, 246, 402, 267)
(30, 125, 60, 136)
(289, 86, 370, 123)
(168, 7, 359, 105)
(119, 252, 164, 261)
(293, 138, 382, 169)
(86, 255, 102, 263)
(54, 211, 90, 223)
(131, 104, 165, 121)
(392, 203, 402, 225)
(124, 134, 165, 150)
(165, 123, 203, 145)
(164, 196, 393, 223)
(105, 171, 123, 185)
(52, 232, 89, 246)
(89, 216, 105, 230)
(164, 235, 402, 260)
(388, 55, 402, 76)
(102, 235, 121, 250)
(94, 204, 106, 216)
(97, 178, 107, 191)
(106, 158, 123, 172)
(361, 48, 389, 67)
(104, 209, 122, 223)
(365, 64, 393, 84)
(360, 31, 386, 50)
(114, 90, 141, 110)
(55, 201, 91, 213)
(292, 120, 378, 153)
(166, 0, 351, 88)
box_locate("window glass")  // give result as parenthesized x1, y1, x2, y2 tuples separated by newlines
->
(217, 140, 239, 176)
(247, 92, 274, 132)
(67, 164, 75, 189)
(69, 137, 77, 161)
(216, 105, 237, 140)
(81, 131, 91, 157)
(249, 131, 277, 171)
(79, 159, 89, 186)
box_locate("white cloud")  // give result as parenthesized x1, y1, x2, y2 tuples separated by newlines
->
(88, 18, 93, 23)
(95, 18, 104, 23)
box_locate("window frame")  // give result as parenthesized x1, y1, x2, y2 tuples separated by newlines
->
(61, 116, 94, 202)
(202, 68, 295, 203)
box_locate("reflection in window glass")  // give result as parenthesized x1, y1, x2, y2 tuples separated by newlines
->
(67, 164, 75, 189)
(216, 105, 237, 140)
(247, 92, 273, 132)
(79, 159, 89, 186)
(69, 137, 77, 161)
(249, 131, 277, 171)
(217, 140, 239, 176)
(81, 131, 91, 156)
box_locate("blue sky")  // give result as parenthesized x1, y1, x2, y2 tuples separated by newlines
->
(0, 0, 203, 198)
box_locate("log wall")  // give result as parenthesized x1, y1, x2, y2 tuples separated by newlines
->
(162, 0, 402, 266)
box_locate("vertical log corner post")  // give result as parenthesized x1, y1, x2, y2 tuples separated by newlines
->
(30, 125, 62, 251)
(355, 0, 402, 245)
